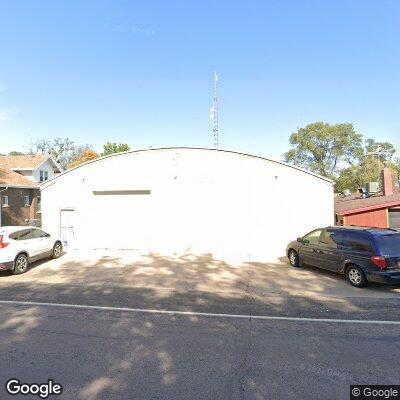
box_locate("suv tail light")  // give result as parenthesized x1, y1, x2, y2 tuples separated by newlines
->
(371, 256, 387, 270)
(0, 235, 9, 249)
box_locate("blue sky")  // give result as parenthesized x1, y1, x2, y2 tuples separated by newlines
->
(0, 0, 399, 160)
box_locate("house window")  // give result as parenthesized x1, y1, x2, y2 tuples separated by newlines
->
(2, 195, 9, 207)
(39, 170, 49, 182)
(24, 196, 30, 207)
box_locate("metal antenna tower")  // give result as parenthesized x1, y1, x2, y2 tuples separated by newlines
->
(210, 71, 219, 148)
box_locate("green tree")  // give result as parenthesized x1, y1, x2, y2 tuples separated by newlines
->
(364, 138, 395, 161)
(283, 122, 363, 178)
(101, 142, 130, 156)
(26, 137, 100, 170)
(335, 157, 381, 192)
(335, 140, 397, 193)
(8, 151, 25, 155)
(27, 137, 76, 169)
(390, 157, 400, 181)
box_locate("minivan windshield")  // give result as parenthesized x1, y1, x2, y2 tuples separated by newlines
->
(375, 234, 400, 255)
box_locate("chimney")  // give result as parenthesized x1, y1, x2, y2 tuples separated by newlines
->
(382, 167, 393, 196)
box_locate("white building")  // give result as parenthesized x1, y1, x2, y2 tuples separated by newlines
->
(41, 148, 333, 261)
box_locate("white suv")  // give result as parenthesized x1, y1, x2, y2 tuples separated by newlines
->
(0, 226, 62, 274)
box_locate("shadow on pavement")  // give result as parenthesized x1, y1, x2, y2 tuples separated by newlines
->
(0, 252, 399, 400)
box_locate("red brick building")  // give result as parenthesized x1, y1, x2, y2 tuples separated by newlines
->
(335, 167, 400, 230)
(0, 155, 61, 226)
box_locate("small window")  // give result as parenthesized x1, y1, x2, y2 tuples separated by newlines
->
(319, 229, 342, 249)
(2, 195, 9, 206)
(24, 196, 30, 207)
(39, 170, 49, 182)
(302, 229, 323, 246)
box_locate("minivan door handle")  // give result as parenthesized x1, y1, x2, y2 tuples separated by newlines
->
(313, 249, 324, 254)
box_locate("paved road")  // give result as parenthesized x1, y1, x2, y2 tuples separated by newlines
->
(0, 303, 399, 400)
(0, 251, 399, 399)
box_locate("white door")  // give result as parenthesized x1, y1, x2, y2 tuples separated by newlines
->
(60, 209, 75, 248)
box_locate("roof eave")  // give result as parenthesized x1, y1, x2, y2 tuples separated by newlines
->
(11, 167, 35, 171)
(35, 156, 63, 173)
(336, 200, 400, 216)
(41, 146, 334, 189)
(0, 184, 39, 189)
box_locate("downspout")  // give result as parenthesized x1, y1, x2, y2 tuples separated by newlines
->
(0, 186, 9, 227)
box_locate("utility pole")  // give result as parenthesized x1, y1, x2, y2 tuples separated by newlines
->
(210, 71, 219, 148)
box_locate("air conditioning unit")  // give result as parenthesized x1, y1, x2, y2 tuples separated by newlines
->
(366, 182, 380, 194)
(343, 189, 351, 196)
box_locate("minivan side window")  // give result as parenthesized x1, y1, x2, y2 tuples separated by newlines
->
(302, 229, 323, 245)
(341, 232, 373, 253)
(319, 229, 342, 248)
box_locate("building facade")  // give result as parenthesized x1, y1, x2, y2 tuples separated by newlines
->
(335, 167, 400, 230)
(41, 148, 334, 261)
(0, 155, 61, 226)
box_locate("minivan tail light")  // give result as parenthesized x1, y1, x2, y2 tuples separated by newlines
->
(371, 256, 387, 270)
(0, 235, 9, 249)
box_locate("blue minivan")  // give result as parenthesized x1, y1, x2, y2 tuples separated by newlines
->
(286, 226, 400, 287)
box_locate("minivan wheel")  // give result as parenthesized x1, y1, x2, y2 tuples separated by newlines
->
(52, 242, 62, 259)
(13, 254, 29, 275)
(346, 265, 367, 288)
(288, 249, 300, 267)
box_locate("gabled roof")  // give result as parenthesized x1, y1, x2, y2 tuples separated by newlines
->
(335, 191, 400, 215)
(0, 168, 39, 188)
(0, 154, 51, 170)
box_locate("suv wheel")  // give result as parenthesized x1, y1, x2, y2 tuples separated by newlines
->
(288, 249, 300, 267)
(13, 254, 29, 275)
(346, 265, 367, 288)
(52, 242, 62, 259)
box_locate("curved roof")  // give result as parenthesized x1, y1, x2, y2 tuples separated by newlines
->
(41, 147, 333, 190)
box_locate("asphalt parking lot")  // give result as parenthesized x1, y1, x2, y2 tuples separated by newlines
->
(0, 251, 399, 399)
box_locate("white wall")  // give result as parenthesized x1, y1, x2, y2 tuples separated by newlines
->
(41, 148, 333, 262)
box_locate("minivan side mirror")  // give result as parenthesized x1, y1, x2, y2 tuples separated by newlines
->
(297, 237, 303, 243)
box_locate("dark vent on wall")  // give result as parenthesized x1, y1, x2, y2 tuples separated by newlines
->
(93, 190, 151, 195)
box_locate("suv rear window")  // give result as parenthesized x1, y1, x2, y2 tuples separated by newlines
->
(374, 234, 400, 255)
(9, 229, 32, 240)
